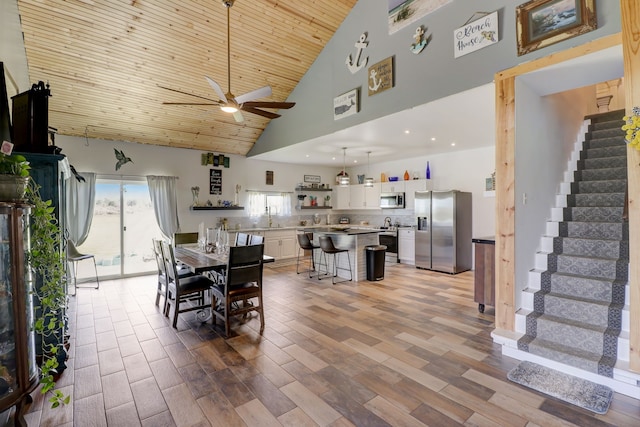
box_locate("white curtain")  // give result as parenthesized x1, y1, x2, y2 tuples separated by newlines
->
(247, 191, 264, 217)
(281, 193, 292, 216)
(147, 175, 179, 240)
(65, 172, 96, 245)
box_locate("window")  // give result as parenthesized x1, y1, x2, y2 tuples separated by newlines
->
(247, 192, 292, 217)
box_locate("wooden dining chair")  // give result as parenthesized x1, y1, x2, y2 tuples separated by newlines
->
(210, 244, 265, 337)
(153, 239, 194, 313)
(161, 241, 215, 328)
(173, 232, 199, 246)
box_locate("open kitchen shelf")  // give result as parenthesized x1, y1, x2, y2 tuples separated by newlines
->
(297, 206, 332, 210)
(295, 186, 332, 192)
(190, 206, 244, 211)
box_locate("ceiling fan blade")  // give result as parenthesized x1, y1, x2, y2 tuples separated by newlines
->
(162, 102, 220, 106)
(233, 111, 244, 122)
(205, 76, 227, 103)
(242, 106, 281, 119)
(242, 101, 296, 109)
(234, 85, 272, 104)
(157, 85, 219, 103)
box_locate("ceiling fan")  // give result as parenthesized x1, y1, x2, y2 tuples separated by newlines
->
(159, 0, 295, 122)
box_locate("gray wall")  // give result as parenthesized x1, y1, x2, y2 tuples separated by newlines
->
(249, 0, 621, 156)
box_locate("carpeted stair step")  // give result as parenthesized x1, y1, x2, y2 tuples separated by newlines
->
(572, 179, 626, 194)
(533, 292, 622, 329)
(567, 192, 625, 207)
(554, 236, 627, 259)
(584, 136, 626, 150)
(560, 221, 628, 240)
(580, 145, 626, 160)
(564, 206, 624, 222)
(574, 167, 627, 182)
(526, 313, 616, 357)
(518, 335, 611, 375)
(540, 271, 626, 304)
(588, 127, 625, 140)
(577, 155, 627, 170)
(550, 253, 628, 280)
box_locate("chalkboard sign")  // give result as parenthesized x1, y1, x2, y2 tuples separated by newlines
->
(210, 169, 222, 195)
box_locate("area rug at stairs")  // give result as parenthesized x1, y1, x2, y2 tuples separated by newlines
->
(507, 361, 613, 414)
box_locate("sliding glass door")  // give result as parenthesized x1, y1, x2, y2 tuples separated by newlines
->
(75, 177, 163, 281)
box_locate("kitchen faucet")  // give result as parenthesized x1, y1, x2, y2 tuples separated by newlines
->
(383, 217, 392, 228)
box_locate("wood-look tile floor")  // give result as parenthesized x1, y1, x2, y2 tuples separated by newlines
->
(24, 262, 640, 426)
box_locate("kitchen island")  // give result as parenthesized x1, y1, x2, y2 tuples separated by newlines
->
(300, 227, 380, 282)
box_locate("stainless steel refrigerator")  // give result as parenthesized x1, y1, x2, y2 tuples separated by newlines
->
(415, 190, 472, 273)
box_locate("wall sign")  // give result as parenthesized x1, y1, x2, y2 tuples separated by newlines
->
(304, 175, 321, 183)
(368, 57, 394, 96)
(334, 88, 359, 120)
(209, 169, 222, 195)
(202, 152, 230, 167)
(388, 0, 453, 35)
(454, 11, 498, 58)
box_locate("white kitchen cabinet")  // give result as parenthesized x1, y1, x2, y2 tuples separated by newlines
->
(398, 228, 415, 265)
(404, 179, 428, 210)
(349, 183, 380, 209)
(333, 186, 350, 209)
(264, 229, 296, 259)
(380, 181, 405, 193)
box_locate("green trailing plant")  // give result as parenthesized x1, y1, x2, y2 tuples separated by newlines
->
(25, 179, 70, 408)
(0, 153, 30, 176)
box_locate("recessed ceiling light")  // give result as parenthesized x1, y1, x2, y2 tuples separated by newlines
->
(451, 142, 456, 146)
(404, 130, 410, 134)
(305, 154, 309, 158)
(353, 160, 358, 163)
(332, 156, 336, 160)
(431, 137, 436, 141)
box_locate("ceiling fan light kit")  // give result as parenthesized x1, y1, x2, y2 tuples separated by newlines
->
(161, 0, 295, 122)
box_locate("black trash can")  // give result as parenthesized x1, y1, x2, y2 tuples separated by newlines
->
(366, 245, 387, 281)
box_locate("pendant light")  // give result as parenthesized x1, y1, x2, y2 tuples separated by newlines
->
(364, 151, 374, 187)
(339, 147, 350, 186)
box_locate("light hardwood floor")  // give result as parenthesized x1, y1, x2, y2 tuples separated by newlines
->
(24, 262, 640, 426)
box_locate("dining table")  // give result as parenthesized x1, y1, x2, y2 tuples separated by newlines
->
(173, 245, 275, 274)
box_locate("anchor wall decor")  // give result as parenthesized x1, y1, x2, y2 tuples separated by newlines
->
(410, 25, 432, 54)
(346, 33, 369, 74)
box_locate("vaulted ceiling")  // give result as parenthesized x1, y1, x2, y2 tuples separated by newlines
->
(16, 0, 357, 155)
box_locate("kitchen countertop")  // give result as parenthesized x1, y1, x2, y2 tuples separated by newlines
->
(299, 227, 382, 235)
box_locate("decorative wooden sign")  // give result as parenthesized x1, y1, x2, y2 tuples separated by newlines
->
(334, 88, 359, 120)
(209, 169, 222, 195)
(368, 57, 394, 96)
(201, 152, 230, 168)
(454, 11, 498, 58)
(266, 170, 274, 185)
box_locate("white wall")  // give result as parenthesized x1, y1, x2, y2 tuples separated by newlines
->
(348, 146, 496, 239)
(56, 135, 338, 232)
(514, 82, 594, 307)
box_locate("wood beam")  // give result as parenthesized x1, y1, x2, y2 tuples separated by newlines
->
(621, 0, 640, 373)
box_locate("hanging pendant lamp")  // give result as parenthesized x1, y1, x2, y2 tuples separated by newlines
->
(339, 147, 350, 186)
(364, 151, 374, 187)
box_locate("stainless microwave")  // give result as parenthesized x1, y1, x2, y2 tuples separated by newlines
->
(380, 192, 405, 209)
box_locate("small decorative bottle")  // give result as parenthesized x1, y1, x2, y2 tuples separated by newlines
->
(426, 162, 431, 179)
(404, 170, 410, 180)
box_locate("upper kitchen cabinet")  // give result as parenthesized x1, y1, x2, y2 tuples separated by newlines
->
(404, 179, 429, 210)
(350, 183, 381, 210)
(380, 181, 405, 193)
(333, 186, 350, 209)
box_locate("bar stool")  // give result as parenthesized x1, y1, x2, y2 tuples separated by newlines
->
(318, 235, 352, 284)
(296, 233, 321, 278)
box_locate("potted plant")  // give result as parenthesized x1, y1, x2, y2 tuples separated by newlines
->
(24, 178, 70, 408)
(0, 153, 30, 201)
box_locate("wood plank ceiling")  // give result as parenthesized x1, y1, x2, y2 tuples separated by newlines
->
(16, 0, 356, 155)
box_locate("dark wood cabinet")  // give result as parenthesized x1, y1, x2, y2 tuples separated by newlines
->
(473, 237, 495, 313)
(0, 203, 38, 426)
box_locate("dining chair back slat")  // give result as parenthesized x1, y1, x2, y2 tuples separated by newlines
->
(174, 232, 199, 246)
(234, 232, 250, 246)
(248, 234, 264, 245)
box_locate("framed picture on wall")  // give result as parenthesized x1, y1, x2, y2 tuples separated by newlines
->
(516, 0, 596, 56)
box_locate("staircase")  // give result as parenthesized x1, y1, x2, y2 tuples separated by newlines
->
(517, 110, 630, 381)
